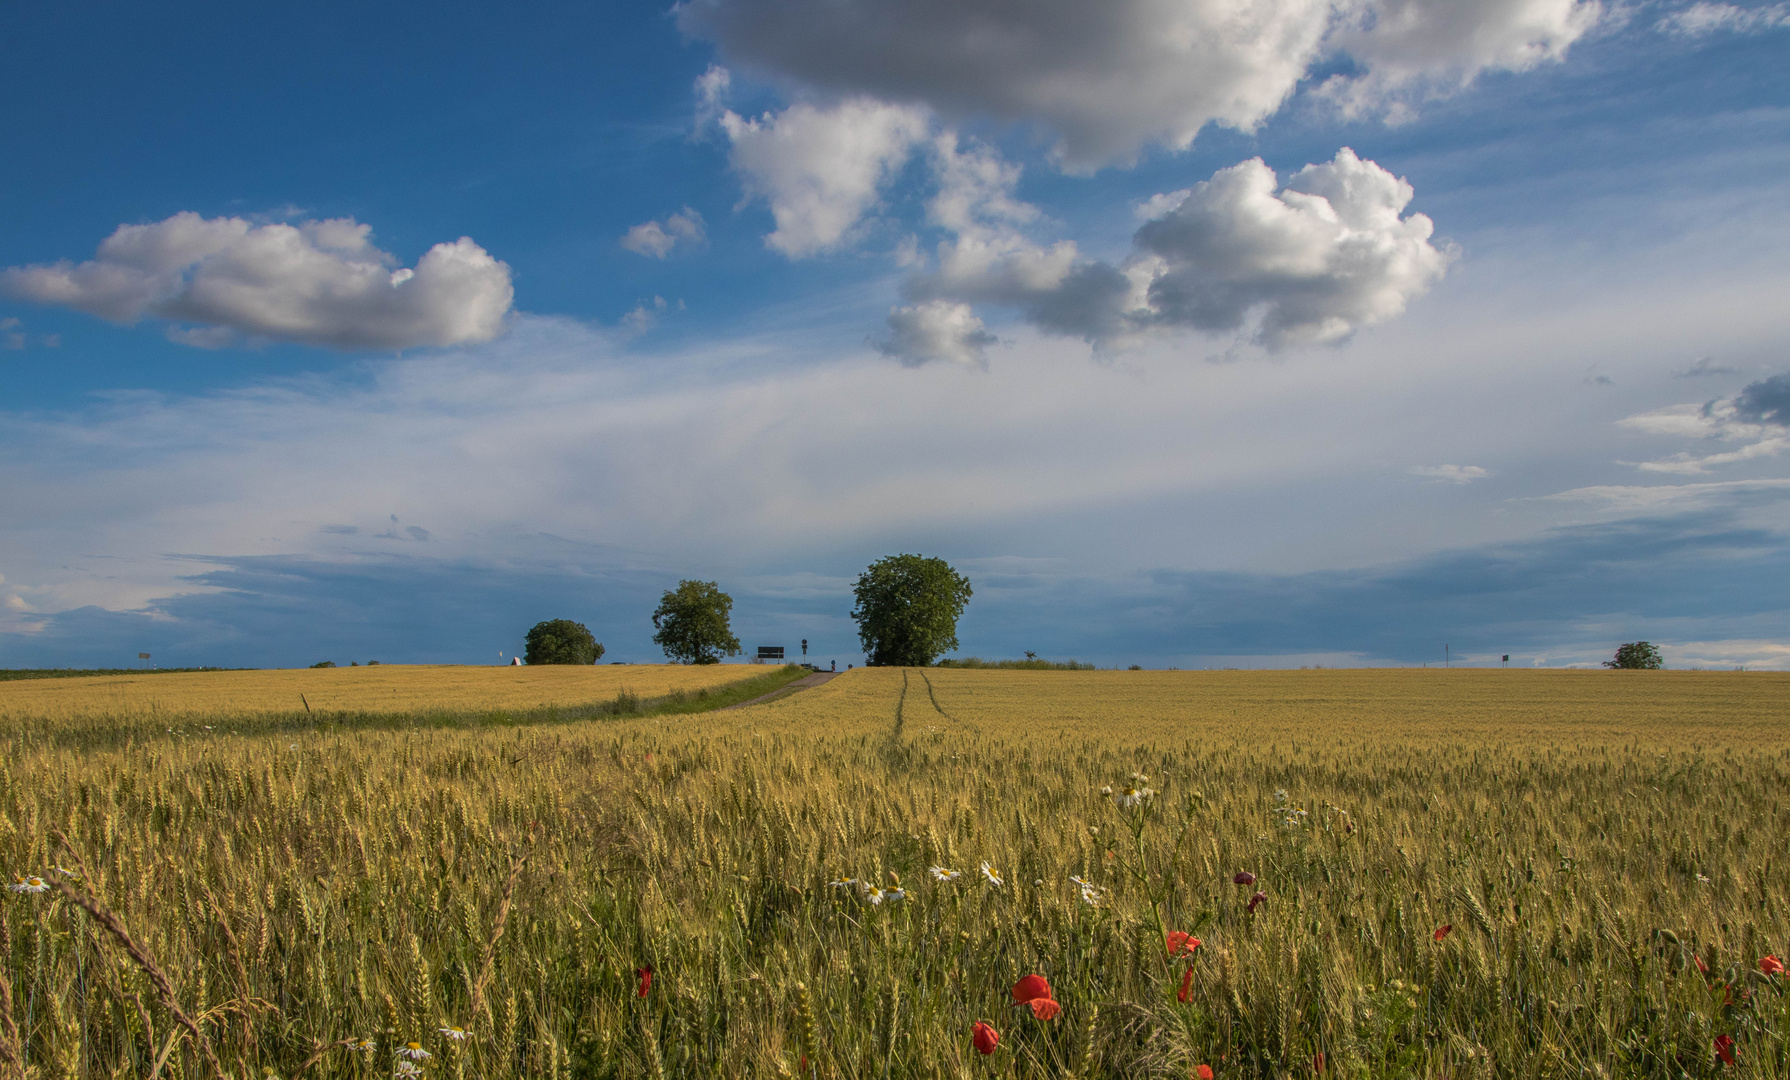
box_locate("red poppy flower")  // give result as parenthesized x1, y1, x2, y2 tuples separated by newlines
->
(1761, 955, 1785, 976)
(1177, 966, 1194, 1003)
(635, 964, 653, 997)
(1313, 1052, 1326, 1073)
(1247, 890, 1267, 913)
(1166, 931, 1201, 957)
(1714, 1034, 1735, 1066)
(1011, 975, 1053, 1005)
(1695, 954, 1709, 975)
(972, 1021, 1000, 1055)
(1196, 1065, 1215, 1080)
(1233, 871, 1256, 886)
(1029, 997, 1062, 1020)
(1433, 925, 1452, 941)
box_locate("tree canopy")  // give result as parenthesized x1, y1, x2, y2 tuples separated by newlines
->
(851, 554, 972, 667)
(523, 619, 604, 665)
(651, 580, 742, 665)
(1603, 641, 1663, 670)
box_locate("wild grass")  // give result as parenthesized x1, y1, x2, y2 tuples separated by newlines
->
(0, 667, 1786, 1079)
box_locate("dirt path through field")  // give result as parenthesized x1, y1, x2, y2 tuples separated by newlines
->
(722, 670, 840, 709)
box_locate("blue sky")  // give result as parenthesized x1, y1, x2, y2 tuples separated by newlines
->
(3, 0, 1789, 670)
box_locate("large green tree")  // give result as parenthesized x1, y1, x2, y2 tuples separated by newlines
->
(651, 580, 742, 665)
(523, 619, 604, 665)
(851, 554, 972, 667)
(1603, 641, 1663, 669)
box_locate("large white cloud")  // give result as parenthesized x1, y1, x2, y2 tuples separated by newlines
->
(1320, 0, 1603, 119)
(1128, 149, 1456, 347)
(679, 0, 1601, 168)
(716, 98, 929, 257)
(903, 147, 1454, 353)
(2, 213, 513, 350)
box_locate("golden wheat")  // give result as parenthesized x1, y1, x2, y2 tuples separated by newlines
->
(0, 667, 1784, 1078)
(0, 662, 764, 723)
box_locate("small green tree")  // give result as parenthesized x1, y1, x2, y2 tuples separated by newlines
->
(651, 580, 742, 665)
(851, 554, 972, 667)
(1604, 641, 1663, 670)
(524, 619, 604, 665)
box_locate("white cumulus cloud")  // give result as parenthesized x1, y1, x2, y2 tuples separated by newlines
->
(904, 147, 1454, 352)
(1, 212, 513, 350)
(1128, 149, 1456, 347)
(621, 207, 707, 258)
(876, 299, 997, 366)
(679, 0, 1600, 168)
(715, 96, 929, 258)
(1320, 0, 1604, 120)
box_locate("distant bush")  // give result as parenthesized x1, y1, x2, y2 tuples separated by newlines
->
(935, 657, 1099, 670)
(311, 661, 336, 668)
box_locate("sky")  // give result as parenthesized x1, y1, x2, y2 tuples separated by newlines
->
(2, 0, 1789, 671)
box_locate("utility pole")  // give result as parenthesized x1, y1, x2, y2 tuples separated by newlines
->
(1445, 644, 1450, 668)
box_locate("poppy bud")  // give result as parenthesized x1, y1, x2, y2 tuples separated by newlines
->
(972, 1021, 999, 1055)
(1247, 890, 1267, 913)
(1233, 871, 1256, 886)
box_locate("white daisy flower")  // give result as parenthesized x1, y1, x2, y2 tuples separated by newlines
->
(396, 1043, 431, 1061)
(349, 1039, 377, 1052)
(51, 866, 77, 878)
(980, 861, 1003, 887)
(9, 874, 49, 894)
(827, 877, 858, 889)
(393, 1063, 423, 1079)
(885, 888, 906, 901)
(1100, 786, 1113, 796)
(437, 1026, 469, 1041)
(1070, 875, 1102, 904)
(863, 885, 887, 905)
(1116, 782, 1155, 808)
(928, 865, 960, 882)
(1130, 772, 1149, 783)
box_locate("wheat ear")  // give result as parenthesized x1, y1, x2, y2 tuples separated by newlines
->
(48, 832, 226, 1079)
(467, 840, 531, 1027)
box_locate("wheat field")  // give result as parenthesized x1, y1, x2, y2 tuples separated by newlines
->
(0, 664, 763, 724)
(1, 667, 1787, 1079)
